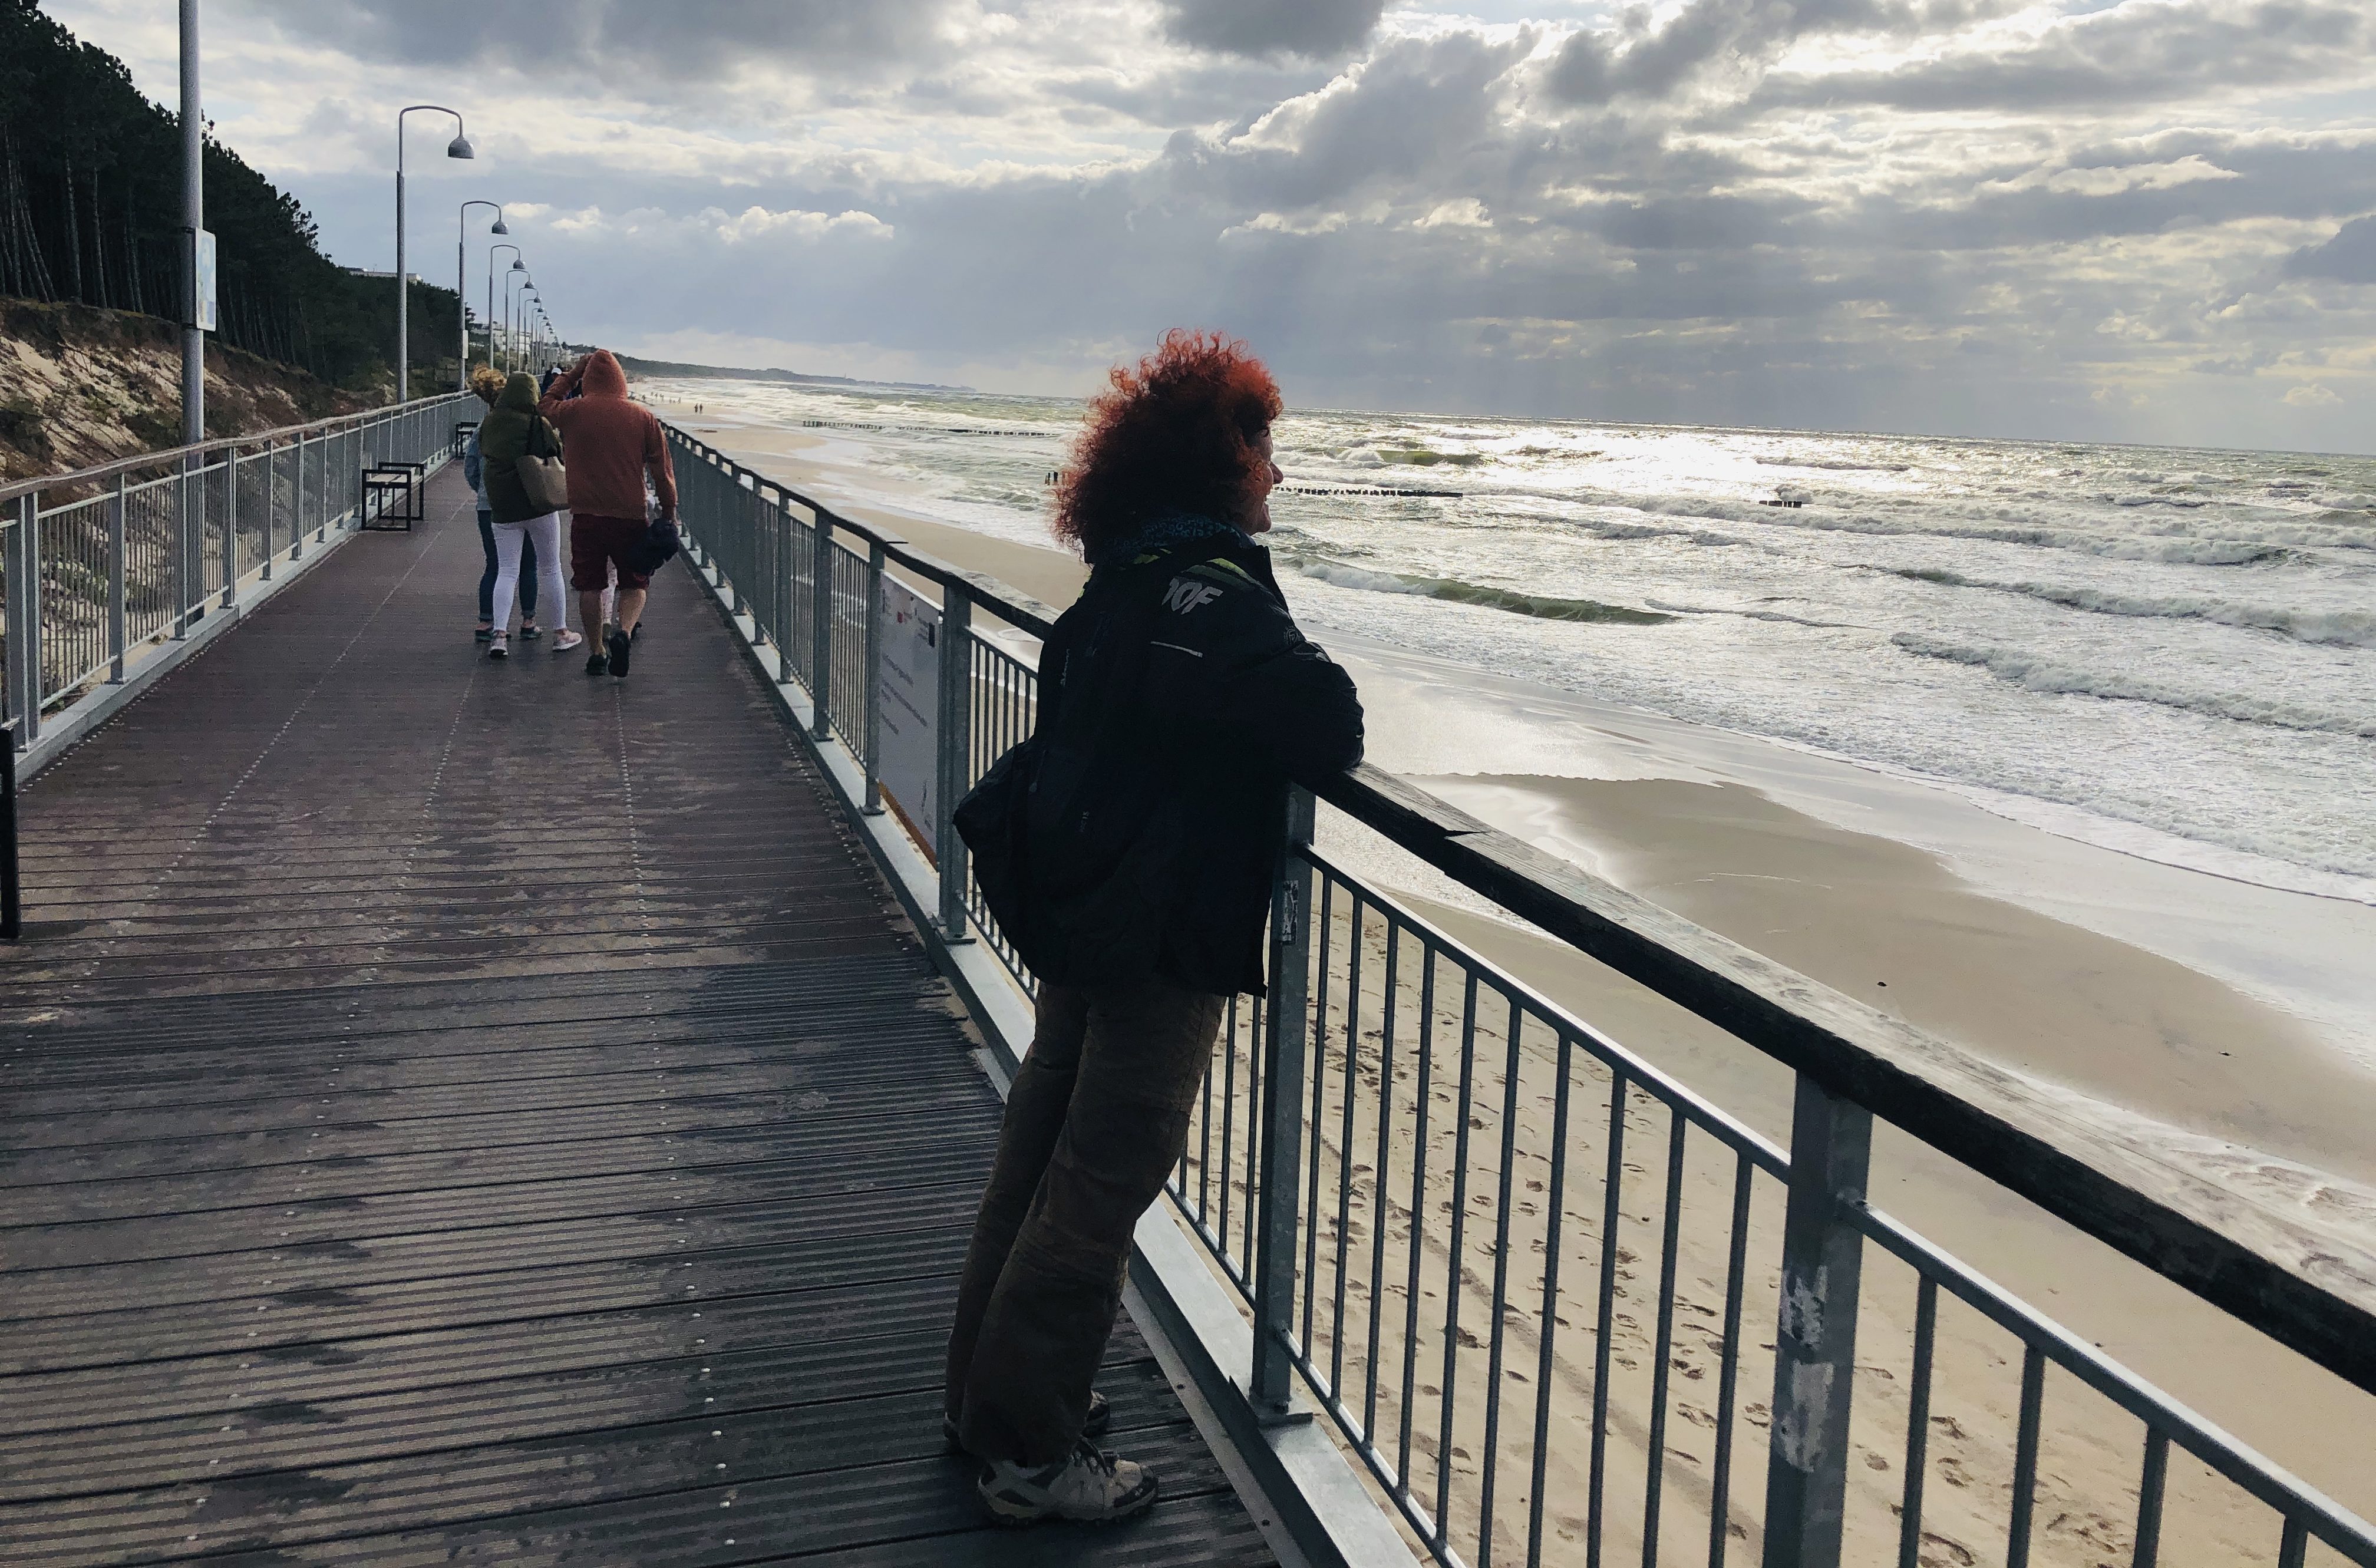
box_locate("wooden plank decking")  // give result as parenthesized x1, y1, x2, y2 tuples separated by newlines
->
(0, 467, 1277, 1566)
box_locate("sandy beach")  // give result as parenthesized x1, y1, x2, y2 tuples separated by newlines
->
(659, 404, 2376, 1551)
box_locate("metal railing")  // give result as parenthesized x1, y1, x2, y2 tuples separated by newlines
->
(1, 393, 475, 749)
(665, 424, 2376, 1568)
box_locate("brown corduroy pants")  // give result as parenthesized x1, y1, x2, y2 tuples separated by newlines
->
(944, 979, 1227, 1465)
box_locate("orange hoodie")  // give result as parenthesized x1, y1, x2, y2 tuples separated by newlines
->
(537, 350, 678, 520)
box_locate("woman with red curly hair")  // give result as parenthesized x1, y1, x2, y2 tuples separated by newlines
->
(946, 331, 1365, 1524)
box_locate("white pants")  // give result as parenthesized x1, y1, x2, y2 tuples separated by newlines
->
(491, 513, 567, 635)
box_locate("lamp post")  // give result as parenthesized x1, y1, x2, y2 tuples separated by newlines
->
(457, 200, 506, 390)
(177, 0, 202, 447)
(486, 244, 520, 371)
(395, 105, 472, 403)
(504, 268, 532, 373)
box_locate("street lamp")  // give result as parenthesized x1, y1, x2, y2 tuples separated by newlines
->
(487, 243, 520, 371)
(520, 287, 542, 371)
(457, 200, 505, 390)
(504, 266, 532, 373)
(395, 104, 472, 402)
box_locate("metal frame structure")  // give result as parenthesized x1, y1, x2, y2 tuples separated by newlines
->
(1, 394, 474, 751)
(662, 420, 2376, 1568)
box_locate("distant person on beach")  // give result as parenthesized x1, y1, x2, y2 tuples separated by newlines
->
(462, 365, 542, 643)
(945, 330, 1364, 1525)
(539, 349, 678, 678)
(476, 372, 581, 661)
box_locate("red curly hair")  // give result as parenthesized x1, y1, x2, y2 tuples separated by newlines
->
(1054, 330, 1283, 557)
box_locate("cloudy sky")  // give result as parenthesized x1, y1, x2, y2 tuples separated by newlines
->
(44, 0, 2376, 451)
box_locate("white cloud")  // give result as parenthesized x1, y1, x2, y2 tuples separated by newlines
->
(32, 0, 2376, 449)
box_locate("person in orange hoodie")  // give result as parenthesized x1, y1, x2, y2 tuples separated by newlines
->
(539, 349, 678, 678)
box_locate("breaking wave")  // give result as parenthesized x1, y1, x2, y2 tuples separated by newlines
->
(1884, 569, 2376, 648)
(1892, 634, 2376, 737)
(1296, 560, 1674, 624)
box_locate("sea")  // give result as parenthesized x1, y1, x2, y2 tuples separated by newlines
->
(661, 378, 2376, 907)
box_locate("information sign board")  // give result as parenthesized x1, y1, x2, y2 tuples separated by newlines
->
(876, 576, 940, 858)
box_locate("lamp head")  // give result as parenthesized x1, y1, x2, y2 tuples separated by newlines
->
(447, 133, 475, 160)
(512, 258, 527, 272)
(491, 217, 509, 235)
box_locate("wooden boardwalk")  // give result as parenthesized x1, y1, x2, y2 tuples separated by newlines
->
(0, 468, 1276, 1566)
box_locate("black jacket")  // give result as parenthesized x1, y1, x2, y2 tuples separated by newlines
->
(969, 530, 1363, 998)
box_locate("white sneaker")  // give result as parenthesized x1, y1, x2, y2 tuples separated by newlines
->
(487, 632, 508, 660)
(552, 629, 584, 651)
(977, 1438, 1157, 1526)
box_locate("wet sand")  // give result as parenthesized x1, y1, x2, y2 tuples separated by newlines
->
(668, 414, 2376, 1544)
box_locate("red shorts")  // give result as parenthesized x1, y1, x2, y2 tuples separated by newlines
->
(569, 514, 652, 592)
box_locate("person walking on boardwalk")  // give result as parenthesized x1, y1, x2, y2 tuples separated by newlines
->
(463, 365, 543, 644)
(944, 330, 1365, 1526)
(537, 349, 678, 679)
(476, 372, 581, 661)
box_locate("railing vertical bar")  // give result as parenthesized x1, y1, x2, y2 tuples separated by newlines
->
(1588, 1071, 1631, 1568)
(219, 448, 237, 609)
(1477, 994, 1526, 1568)
(1394, 939, 1438, 1494)
(1329, 892, 1367, 1405)
(2278, 1520, 2309, 1568)
(1643, 1111, 1689, 1568)
(1436, 966, 1482, 1546)
(1362, 917, 1400, 1441)
(1897, 1276, 1939, 1568)
(810, 513, 833, 737)
(1525, 1031, 1576, 1568)
(2007, 1343, 2047, 1568)
(108, 476, 127, 682)
(1219, 993, 1239, 1248)
(1708, 1154, 1755, 1568)
(1303, 870, 1336, 1358)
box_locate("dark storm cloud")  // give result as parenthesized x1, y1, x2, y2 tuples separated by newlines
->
(2287, 217, 2376, 284)
(1753, 0, 2373, 111)
(233, 0, 955, 78)
(1157, 0, 1387, 59)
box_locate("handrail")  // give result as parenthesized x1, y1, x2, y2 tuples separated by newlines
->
(660, 420, 2376, 1398)
(0, 391, 476, 506)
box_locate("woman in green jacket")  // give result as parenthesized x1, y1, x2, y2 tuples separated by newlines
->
(477, 373, 582, 659)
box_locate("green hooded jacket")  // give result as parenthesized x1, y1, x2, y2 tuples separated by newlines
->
(478, 372, 564, 525)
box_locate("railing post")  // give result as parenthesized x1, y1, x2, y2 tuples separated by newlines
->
(5, 495, 37, 745)
(259, 440, 276, 580)
(935, 582, 973, 942)
(862, 537, 886, 814)
(1761, 1074, 1873, 1568)
(721, 476, 742, 615)
(107, 476, 127, 682)
(0, 717, 16, 940)
(1250, 784, 1319, 1417)
(173, 456, 194, 638)
(810, 512, 834, 741)
(290, 434, 305, 561)
(220, 448, 237, 609)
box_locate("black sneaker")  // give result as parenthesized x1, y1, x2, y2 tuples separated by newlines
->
(978, 1438, 1156, 1527)
(519, 623, 542, 641)
(606, 627, 632, 678)
(586, 650, 609, 676)
(945, 1391, 1108, 1455)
